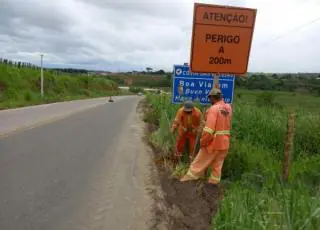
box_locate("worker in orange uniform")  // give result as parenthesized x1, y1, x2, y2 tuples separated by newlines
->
(180, 88, 232, 184)
(171, 101, 203, 163)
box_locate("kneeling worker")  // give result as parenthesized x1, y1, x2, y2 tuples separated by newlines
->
(171, 101, 203, 162)
(180, 88, 232, 184)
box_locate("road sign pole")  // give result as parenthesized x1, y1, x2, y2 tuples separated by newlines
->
(40, 54, 44, 98)
(213, 73, 220, 89)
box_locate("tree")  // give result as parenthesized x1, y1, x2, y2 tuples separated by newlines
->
(146, 67, 153, 72)
(157, 69, 165, 75)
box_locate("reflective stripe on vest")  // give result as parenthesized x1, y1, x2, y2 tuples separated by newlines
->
(203, 128, 230, 136)
(203, 127, 214, 135)
(214, 130, 230, 136)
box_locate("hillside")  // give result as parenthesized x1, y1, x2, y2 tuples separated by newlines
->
(106, 73, 171, 88)
(0, 64, 119, 110)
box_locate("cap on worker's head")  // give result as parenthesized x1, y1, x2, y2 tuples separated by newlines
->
(183, 100, 194, 112)
(208, 88, 222, 97)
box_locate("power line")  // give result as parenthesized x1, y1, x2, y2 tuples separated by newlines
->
(255, 15, 320, 48)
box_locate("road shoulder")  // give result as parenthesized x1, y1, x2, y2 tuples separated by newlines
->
(141, 98, 221, 230)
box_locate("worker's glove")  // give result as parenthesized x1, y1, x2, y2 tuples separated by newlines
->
(200, 132, 213, 148)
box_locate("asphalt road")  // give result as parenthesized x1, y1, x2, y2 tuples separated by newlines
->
(0, 97, 130, 137)
(0, 96, 152, 230)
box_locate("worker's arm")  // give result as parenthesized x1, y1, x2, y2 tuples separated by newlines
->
(171, 109, 182, 133)
(200, 107, 218, 148)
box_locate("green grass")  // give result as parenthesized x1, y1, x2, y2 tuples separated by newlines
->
(145, 89, 320, 230)
(0, 64, 122, 109)
(107, 73, 170, 88)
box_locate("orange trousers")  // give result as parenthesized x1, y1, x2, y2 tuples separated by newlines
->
(186, 148, 228, 184)
(175, 132, 196, 158)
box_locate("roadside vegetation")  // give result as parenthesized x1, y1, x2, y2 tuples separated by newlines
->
(0, 63, 120, 110)
(144, 89, 320, 229)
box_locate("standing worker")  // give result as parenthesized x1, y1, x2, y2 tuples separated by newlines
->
(180, 88, 232, 185)
(171, 100, 203, 163)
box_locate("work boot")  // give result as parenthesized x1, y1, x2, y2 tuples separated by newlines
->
(180, 174, 198, 182)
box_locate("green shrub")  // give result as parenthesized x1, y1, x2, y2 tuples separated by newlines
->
(24, 91, 33, 101)
(129, 86, 144, 93)
(4, 88, 19, 100)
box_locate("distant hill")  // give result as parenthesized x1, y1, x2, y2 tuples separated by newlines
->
(0, 63, 119, 109)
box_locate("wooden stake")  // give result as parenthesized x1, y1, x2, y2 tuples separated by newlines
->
(282, 112, 296, 181)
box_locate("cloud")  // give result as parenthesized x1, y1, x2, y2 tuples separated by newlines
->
(0, 0, 320, 72)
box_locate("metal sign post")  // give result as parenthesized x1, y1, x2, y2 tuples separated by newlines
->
(40, 54, 44, 98)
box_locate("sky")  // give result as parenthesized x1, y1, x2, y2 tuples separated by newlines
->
(1, 0, 320, 73)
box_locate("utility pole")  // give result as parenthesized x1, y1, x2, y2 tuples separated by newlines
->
(40, 54, 44, 97)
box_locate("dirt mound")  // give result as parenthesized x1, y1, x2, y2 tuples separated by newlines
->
(157, 170, 220, 230)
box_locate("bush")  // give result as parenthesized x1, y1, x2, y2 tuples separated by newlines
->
(256, 91, 276, 107)
(24, 91, 33, 101)
(4, 88, 19, 100)
(129, 86, 144, 93)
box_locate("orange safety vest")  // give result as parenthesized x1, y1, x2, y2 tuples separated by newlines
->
(202, 100, 232, 151)
(172, 107, 202, 135)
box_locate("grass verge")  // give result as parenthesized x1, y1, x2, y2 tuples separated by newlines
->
(144, 90, 320, 229)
